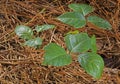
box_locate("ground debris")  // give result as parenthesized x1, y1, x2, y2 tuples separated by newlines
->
(0, 0, 120, 83)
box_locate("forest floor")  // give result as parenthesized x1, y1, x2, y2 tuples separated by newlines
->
(0, 0, 120, 84)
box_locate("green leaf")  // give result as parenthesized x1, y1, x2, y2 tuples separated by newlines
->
(15, 25, 33, 40)
(43, 43, 72, 66)
(24, 37, 42, 48)
(68, 3, 94, 16)
(78, 52, 104, 79)
(91, 35, 97, 53)
(35, 24, 55, 32)
(66, 30, 79, 35)
(57, 12, 86, 28)
(87, 16, 112, 30)
(65, 33, 91, 53)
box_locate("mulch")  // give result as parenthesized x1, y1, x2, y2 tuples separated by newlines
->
(0, 0, 120, 84)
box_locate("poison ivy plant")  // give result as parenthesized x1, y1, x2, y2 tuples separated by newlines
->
(90, 35, 97, 53)
(68, 3, 94, 16)
(57, 12, 86, 28)
(15, 25, 33, 40)
(55, 3, 110, 79)
(65, 33, 91, 53)
(64, 33, 103, 79)
(24, 37, 42, 48)
(43, 43, 72, 66)
(57, 3, 112, 29)
(87, 16, 112, 30)
(15, 3, 112, 80)
(15, 24, 55, 48)
(78, 52, 104, 79)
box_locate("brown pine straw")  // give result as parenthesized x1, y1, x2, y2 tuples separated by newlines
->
(0, 0, 120, 83)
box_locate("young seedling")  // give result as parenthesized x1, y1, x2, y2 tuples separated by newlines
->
(55, 3, 112, 79)
(15, 3, 112, 80)
(15, 24, 55, 49)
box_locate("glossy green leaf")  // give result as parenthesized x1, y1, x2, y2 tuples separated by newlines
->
(15, 25, 33, 40)
(68, 3, 94, 16)
(65, 33, 91, 53)
(35, 24, 55, 32)
(91, 35, 97, 53)
(57, 12, 86, 28)
(43, 43, 72, 66)
(87, 16, 112, 30)
(78, 52, 104, 79)
(24, 37, 42, 48)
